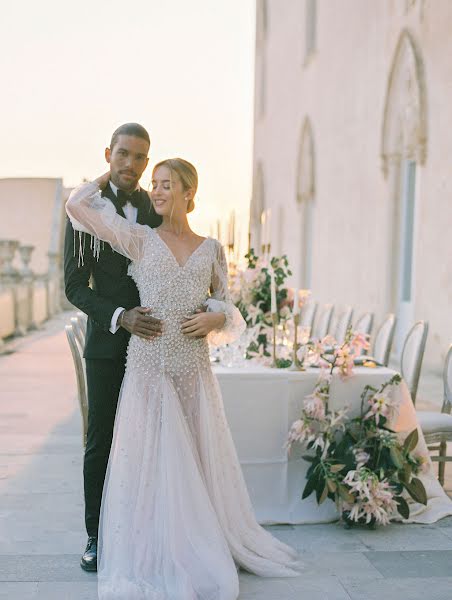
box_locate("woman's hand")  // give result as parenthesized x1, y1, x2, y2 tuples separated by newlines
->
(94, 172, 111, 190)
(181, 311, 226, 338)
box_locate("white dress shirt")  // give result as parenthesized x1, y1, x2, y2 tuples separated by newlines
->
(109, 181, 140, 334)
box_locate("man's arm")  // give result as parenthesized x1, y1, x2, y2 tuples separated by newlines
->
(64, 216, 163, 338)
(63, 217, 118, 332)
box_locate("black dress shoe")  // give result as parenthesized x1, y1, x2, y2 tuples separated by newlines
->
(80, 536, 98, 572)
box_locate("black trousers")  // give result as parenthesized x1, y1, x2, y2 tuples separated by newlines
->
(84, 357, 125, 537)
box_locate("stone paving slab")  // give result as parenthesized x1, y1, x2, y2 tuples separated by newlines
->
(0, 582, 98, 600)
(347, 522, 452, 551)
(345, 577, 452, 600)
(239, 573, 352, 600)
(1, 313, 452, 600)
(365, 550, 452, 578)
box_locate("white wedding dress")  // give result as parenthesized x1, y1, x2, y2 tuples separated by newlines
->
(66, 183, 301, 600)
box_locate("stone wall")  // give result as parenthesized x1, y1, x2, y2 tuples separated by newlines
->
(0, 177, 70, 348)
(0, 241, 62, 349)
(250, 0, 452, 370)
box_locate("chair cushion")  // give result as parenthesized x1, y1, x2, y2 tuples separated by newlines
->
(417, 411, 452, 434)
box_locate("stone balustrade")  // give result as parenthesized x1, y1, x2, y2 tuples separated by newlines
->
(0, 239, 62, 351)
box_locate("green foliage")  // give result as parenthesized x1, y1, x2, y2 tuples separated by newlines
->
(237, 250, 293, 358)
(300, 374, 427, 526)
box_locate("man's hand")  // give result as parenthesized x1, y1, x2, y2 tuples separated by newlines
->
(94, 172, 111, 191)
(181, 311, 225, 338)
(120, 307, 163, 339)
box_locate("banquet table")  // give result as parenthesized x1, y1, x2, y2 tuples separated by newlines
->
(213, 363, 452, 525)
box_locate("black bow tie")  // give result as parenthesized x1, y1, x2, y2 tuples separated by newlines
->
(117, 189, 141, 208)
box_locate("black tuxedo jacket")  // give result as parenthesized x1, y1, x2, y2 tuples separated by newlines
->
(64, 182, 162, 359)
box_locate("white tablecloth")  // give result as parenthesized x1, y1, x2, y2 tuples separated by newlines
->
(213, 363, 452, 525)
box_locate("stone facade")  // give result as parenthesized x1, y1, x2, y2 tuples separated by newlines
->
(0, 178, 71, 346)
(250, 0, 452, 369)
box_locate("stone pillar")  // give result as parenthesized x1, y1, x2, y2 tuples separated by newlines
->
(18, 245, 34, 278)
(0, 240, 19, 281)
(47, 251, 61, 316)
(0, 240, 20, 348)
(19, 245, 36, 332)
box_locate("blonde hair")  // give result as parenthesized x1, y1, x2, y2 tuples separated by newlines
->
(152, 158, 198, 214)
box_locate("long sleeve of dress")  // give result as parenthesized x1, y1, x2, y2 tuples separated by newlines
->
(65, 181, 148, 262)
(205, 242, 246, 346)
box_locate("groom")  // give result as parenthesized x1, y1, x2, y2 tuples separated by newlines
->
(64, 123, 164, 571)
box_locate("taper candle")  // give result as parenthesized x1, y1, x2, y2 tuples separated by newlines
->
(270, 268, 277, 314)
(293, 287, 299, 315)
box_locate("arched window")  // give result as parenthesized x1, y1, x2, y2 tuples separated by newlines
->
(296, 117, 315, 288)
(380, 30, 427, 352)
(305, 0, 317, 62)
(256, 0, 268, 118)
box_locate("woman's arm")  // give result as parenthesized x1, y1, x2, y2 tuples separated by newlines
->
(65, 174, 148, 262)
(203, 241, 246, 346)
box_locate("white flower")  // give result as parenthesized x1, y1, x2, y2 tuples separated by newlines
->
(286, 418, 314, 449)
(365, 389, 399, 425)
(341, 469, 397, 526)
(278, 345, 291, 360)
(246, 302, 263, 326)
(353, 448, 370, 469)
(279, 305, 291, 319)
(243, 268, 259, 284)
(304, 392, 326, 420)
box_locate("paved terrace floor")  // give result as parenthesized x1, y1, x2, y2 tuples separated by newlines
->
(1, 312, 451, 599)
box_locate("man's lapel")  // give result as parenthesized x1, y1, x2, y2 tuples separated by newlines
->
(102, 183, 126, 218)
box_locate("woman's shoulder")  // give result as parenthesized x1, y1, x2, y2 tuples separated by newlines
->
(205, 236, 222, 248)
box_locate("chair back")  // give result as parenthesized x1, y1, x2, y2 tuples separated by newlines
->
(442, 344, 452, 414)
(76, 311, 87, 336)
(400, 320, 429, 405)
(334, 306, 353, 344)
(70, 316, 85, 349)
(312, 304, 334, 340)
(372, 314, 396, 366)
(65, 324, 88, 447)
(354, 312, 374, 336)
(300, 300, 317, 332)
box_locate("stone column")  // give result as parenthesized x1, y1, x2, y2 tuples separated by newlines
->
(0, 240, 20, 347)
(0, 240, 19, 282)
(47, 251, 61, 316)
(19, 245, 36, 332)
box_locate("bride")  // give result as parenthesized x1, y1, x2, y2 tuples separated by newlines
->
(66, 158, 301, 600)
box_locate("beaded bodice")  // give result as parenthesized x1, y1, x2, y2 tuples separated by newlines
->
(65, 181, 246, 376)
(126, 230, 215, 375)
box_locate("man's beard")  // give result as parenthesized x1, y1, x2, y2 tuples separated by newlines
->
(111, 170, 139, 192)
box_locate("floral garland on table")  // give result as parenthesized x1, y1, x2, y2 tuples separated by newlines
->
(230, 249, 294, 364)
(287, 331, 428, 528)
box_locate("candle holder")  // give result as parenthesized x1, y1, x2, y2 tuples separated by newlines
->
(271, 312, 279, 368)
(289, 313, 306, 371)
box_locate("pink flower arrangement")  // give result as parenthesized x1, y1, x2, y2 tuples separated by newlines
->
(341, 470, 398, 526)
(287, 369, 428, 528)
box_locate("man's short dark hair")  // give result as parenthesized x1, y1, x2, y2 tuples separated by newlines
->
(110, 123, 150, 149)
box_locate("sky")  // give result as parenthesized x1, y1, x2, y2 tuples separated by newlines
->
(0, 0, 255, 244)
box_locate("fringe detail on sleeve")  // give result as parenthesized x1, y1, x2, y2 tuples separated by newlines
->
(73, 231, 105, 267)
